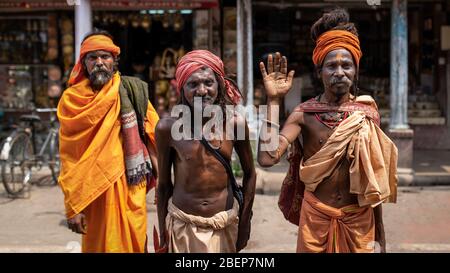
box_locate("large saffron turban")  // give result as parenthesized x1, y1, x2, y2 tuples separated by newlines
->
(175, 49, 241, 105)
(68, 34, 120, 86)
(312, 30, 362, 67)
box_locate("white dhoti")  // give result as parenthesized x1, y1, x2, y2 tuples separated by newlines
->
(166, 198, 239, 253)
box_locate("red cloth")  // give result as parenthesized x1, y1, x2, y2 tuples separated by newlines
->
(293, 96, 380, 126)
(68, 34, 120, 86)
(312, 30, 362, 67)
(175, 50, 241, 105)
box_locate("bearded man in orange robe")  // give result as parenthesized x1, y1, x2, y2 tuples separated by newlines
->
(57, 30, 159, 252)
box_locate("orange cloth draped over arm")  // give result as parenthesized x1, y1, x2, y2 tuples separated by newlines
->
(299, 96, 397, 207)
(58, 72, 124, 218)
(80, 100, 159, 253)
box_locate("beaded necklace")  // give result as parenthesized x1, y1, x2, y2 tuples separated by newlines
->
(314, 94, 350, 130)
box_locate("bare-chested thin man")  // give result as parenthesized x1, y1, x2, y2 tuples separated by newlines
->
(257, 8, 397, 253)
(156, 50, 256, 253)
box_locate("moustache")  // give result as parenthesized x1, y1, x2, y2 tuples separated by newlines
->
(91, 67, 110, 75)
(330, 78, 352, 86)
(194, 96, 214, 102)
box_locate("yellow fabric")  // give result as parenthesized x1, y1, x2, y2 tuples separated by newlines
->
(166, 198, 239, 253)
(144, 101, 159, 150)
(82, 176, 147, 252)
(58, 72, 123, 218)
(299, 100, 398, 207)
(81, 105, 159, 253)
(58, 73, 159, 252)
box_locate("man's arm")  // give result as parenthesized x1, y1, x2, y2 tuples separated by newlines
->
(146, 140, 158, 187)
(233, 116, 257, 252)
(257, 109, 302, 167)
(374, 204, 386, 253)
(144, 100, 160, 187)
(257, 52, 300, 167)
(155, 118, 174, 250)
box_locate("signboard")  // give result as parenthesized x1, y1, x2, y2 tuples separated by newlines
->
(0, 0, 219, 11)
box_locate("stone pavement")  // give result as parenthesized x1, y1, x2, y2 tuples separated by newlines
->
(1, 167, 450, 253)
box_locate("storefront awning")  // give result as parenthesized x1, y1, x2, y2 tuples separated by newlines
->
(0, 0, 219, 12)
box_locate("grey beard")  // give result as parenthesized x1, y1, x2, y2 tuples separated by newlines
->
(89, 70, 113, 91)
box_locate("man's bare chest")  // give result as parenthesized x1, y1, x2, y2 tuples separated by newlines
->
(172, 139, 234, 162)
(301, 113, 337, 158)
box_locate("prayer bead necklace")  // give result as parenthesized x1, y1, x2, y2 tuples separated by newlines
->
(314, 94, 349, 130)
(314, 111, 349, 130)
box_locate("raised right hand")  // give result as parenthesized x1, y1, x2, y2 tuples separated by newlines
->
(67, 213, 87, 234)
(259, 52, 295, 100)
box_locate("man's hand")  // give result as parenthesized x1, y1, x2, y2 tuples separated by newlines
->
(375, 222, 386, 253)
(378, 238, 386, 253)
(157, 236, 168, 253)
(154, 226, 168, 253)
(67, 213, 87, 234)
(259, 52, 295, 100)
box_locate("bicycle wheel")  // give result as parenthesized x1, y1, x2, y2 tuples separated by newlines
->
(1, 131, 33, 196)
(48, 130, 60, 185)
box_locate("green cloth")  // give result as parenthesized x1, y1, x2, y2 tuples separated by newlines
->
(119, 75, 149, 144)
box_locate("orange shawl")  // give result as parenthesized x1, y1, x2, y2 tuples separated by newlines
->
(58, 72, 126, 218)
(299, 97, 397, 207)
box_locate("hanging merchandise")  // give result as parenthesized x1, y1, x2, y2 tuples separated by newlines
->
(130, 14, 140, 28)
(47, 65, 63, 102)
(193, 10, 209, 49)
(154, 47, 184, 116)
(177, 46, 185, 63)
(0, 65, 33, 109)
(159, 47, 178, 80)
(118, 14, 128, 27)
(173, 12, 184, 32)
(60, 17, 74, 72)
(141, 14, 152, 31)
(161, 12, 171, 29)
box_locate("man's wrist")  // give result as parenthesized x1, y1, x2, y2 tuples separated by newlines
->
(268, 97, 281, 105)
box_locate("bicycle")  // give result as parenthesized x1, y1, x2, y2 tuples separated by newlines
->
(0, 108, 60, 197)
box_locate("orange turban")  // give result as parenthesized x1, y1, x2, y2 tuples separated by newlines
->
(68, 34, 120, 86)
(312, 30, 362, 67)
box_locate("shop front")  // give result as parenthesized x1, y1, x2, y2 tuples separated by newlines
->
(86, 0, 225, 117)
(0, 0, 232, 138)
(251, 0, 450, 152)
(0, 8, 74, 137)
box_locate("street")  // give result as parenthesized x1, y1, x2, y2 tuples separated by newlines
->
(1, 170, 450, 253)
